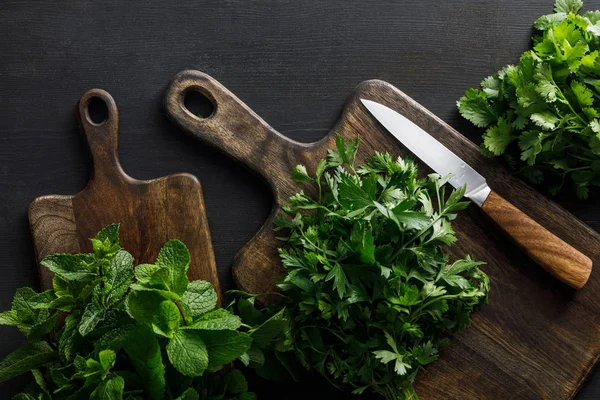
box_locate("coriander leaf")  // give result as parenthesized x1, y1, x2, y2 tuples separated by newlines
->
(535, 13, 567, 30)
(555, 0, 583, 14)
(457, 88, 497, 127)
(571, 80, 595, 107)
(0, 341, 55, 382)
(166, 330, 209, 377)
(483, 118, 516, 155)
(519, 131, 547, 165)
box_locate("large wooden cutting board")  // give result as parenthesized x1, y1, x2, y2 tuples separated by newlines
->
(29, 88, 220, 298)
(164, 70, 599, 399)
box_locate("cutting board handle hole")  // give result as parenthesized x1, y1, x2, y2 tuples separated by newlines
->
(86, 96, 109, 125)
(184, 90, 214, 119)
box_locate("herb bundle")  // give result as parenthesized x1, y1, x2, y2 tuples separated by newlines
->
(458, 0, 600, 198)
(0, 225, 257, 400)
(262, 136, 490, 399)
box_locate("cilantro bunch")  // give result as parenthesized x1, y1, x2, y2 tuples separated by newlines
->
(458, 0, 600, 198)
(265, 137, 490, 399)
(0, 225, 257, 400)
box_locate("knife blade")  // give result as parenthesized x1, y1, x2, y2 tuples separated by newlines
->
(361, 98, 592, 289)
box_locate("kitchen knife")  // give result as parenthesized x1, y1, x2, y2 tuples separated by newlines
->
(361, 98, 593, 289)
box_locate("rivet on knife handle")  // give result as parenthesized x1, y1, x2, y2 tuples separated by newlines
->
(481, 191, 592, 289)
(360, 98, 593, 289)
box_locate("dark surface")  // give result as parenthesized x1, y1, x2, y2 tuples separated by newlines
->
(164, 69, 600, 399)
(0, 1, 598, 399)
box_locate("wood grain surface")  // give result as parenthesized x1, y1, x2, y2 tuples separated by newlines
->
(481, 190, 592, 289)
(29, 89, 220, 296)
(165, 70, 600, 400)
(1, 1, 600, 399)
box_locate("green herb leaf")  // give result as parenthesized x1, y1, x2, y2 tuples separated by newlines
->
(180, 280, 217, 317)
(167, 330, 209, 377)
(0, 341, 55, 382)
(199, 331, 252, 370)
(185, 308, 242, 331)
(156, 240, 191, 295)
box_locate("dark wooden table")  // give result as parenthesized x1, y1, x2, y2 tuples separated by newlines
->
(1, 1, 599, 399)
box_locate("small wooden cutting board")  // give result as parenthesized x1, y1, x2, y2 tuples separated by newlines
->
(29, 88, 220, 298)
(164, 70, 600, 399)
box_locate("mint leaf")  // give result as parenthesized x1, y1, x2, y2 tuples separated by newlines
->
(248, 308, 286, 348)
(79, 284, 105, 336)
(167, 330, 209, 377)
(90, 376, 124, 400)
(200, 331, 252, 370)
(91, 223, 121, 258)
(156, 240, 191, 295)
(180, 280, 217, 317)
(174, 388, 200, 400)
(122, 326, 165, 399)
(185, 308, 241, 331)
(105, 250, 134, 305)
(98, 349, 116, 370)
(0, 341, 55, 382)
(125, 291, 181, 338)
(59, 312, 81, 362)
(134, 264, 167, 286)
(40, 253, 97, 281)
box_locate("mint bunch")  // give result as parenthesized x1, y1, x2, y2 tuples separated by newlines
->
(0, 225, 256, 400)
(458, 0, 600, 198)
(254, 136, 490, 399)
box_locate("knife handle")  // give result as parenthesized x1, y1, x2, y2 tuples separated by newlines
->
(481, 190, 592, 289)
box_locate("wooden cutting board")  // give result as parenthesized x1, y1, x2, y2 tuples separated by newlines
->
(164, 70, 600, 400)
(29, 88, 220, 298)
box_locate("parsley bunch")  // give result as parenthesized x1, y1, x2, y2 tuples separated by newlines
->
(0, 225, 257, 400)
(458, 0, 600, 198)
(266, 137, 490, 399)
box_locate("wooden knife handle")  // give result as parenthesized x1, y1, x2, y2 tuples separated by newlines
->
(481, 190, 592, 289)
(163, 70, 303, 181)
